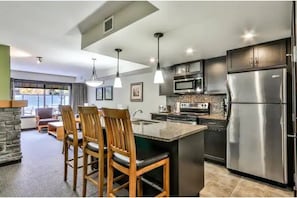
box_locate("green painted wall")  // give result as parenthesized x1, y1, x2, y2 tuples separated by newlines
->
(0, 45, 10, 100)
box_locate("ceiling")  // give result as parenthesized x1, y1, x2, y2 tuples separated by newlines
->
(0, 1, 291, 81)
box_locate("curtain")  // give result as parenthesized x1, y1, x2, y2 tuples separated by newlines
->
(71, 83, 88, 114)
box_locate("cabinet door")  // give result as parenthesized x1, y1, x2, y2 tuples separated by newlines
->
(175, 64, 187, 75)
(200, 119, 226, 164)
(205, 56, 227, 94)
(159, 67, 175, 96)
(254, 40, 287, 68)
(188, 61, 202, 73)
(227, 47, 254, 72)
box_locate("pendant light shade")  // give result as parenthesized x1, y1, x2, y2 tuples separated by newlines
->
(85, 58, 103, 87)
(153, 32, 164, 84)
(114, 48, 122, 88)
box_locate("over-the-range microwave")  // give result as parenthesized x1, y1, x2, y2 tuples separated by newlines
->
(173, 73, 203, 94)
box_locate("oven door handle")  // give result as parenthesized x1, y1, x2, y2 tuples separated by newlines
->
(167, 119, 196, 125)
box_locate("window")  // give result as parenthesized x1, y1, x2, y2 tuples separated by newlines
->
(12, 79, 71, 116)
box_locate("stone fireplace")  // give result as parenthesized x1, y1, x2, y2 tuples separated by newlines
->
(0, 100, 27, 166)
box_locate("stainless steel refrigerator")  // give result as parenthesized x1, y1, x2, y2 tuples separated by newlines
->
(226, 68, 287, 184)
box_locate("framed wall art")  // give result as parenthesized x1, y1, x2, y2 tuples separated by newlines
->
(104, 86, 113, 100)
(130, 82, 143, 102)
(96, 87, 103, 101)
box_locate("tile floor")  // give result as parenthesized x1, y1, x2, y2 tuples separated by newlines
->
(0, 130, 295, 197)
(200, 162, 294, 197)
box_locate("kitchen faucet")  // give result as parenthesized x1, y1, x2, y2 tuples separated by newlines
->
(132, 109, 143, 118)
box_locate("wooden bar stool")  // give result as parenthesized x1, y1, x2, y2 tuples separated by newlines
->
(61, 105, 83, 191)
(101, 108, 170, 197)
(78, 106, 106, 197)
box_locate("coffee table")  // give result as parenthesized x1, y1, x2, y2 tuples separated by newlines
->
(48, 121, 64, 141)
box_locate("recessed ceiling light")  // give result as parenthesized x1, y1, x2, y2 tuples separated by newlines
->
(150, 57, 155, 63)
(186, 48, 194, 55)
(242, 30, 256, 41)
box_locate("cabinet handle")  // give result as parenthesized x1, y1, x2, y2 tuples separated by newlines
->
(255, 57, 259, 66)
(250, 57, 253, 66)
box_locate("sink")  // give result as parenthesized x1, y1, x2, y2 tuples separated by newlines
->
(132, 119, 159, 125)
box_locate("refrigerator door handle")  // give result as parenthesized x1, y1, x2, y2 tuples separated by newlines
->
(288, 134, 297, 138)
(226, 80, 232, 126)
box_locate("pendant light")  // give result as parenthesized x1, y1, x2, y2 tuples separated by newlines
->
(85, 58, 103, 87)
(153, 32, 164, 84)
(114, 48, 122, 88)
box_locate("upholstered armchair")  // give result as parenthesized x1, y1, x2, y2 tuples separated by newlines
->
(35, 108, 59, 132)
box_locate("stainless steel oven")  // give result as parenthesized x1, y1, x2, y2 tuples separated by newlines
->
(173, 74, 203, 94)
(167, 115, 197, 125)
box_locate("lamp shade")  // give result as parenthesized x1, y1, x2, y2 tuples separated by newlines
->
(153, 32, 164, 84)
(114, 76, 122, 88)
(85, 58, 103, 87)
(85, 80, 103, 87)
(114, 48, 122, 88)
(154, 69, 164, 84)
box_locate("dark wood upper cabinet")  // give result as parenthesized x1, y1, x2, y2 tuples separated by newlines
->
(227, 47, 253, 72)
(174, 61, 202, 75)
(204, 56, 227, 94)
(159, 67, 175, 96)
(227, 38, 288, 73)
(254, 40, 287, 68)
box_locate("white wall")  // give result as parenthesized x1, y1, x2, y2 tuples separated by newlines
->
(88, 71, 166, 120)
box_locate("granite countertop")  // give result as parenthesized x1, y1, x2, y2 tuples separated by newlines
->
(198, 114, 227, 121)
(132, 121, 207, 142)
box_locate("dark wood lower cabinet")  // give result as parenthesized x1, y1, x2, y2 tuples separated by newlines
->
(200, 119, 226, 165)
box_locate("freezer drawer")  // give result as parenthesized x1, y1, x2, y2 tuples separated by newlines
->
(227, 68, 286, 103)
(227, 103, 287, 184)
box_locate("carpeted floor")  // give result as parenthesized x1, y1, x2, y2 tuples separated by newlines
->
(0, 130, 113, 197)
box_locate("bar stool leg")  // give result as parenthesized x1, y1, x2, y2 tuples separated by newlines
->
(98, 155, 104, 196)
(163, 158, 170, 196)
(82, 150, 88, 197)
(107, 159, 114, 196)
(128, 172, 137, 197)
(64, 140, 68, 182)
(137, 177, 143, 196)
(73, 146, 78, 191)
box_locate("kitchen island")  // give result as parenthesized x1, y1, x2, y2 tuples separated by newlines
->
(131, 120, 207, 196)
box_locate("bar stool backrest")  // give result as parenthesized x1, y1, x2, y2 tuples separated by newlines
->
(101, 108, 136, 167)
(78, 106, 104, 150)
(61, 105, 78, 142)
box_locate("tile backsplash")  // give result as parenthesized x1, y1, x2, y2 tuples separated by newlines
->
(167, 94, 226, 114)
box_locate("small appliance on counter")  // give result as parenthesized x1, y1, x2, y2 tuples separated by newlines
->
(158, 105, 171, 113)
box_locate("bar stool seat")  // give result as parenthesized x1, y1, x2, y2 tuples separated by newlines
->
(67, 132, 83, 143)
(86, 142, 108, 153)
(113, 151, 169, 169)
